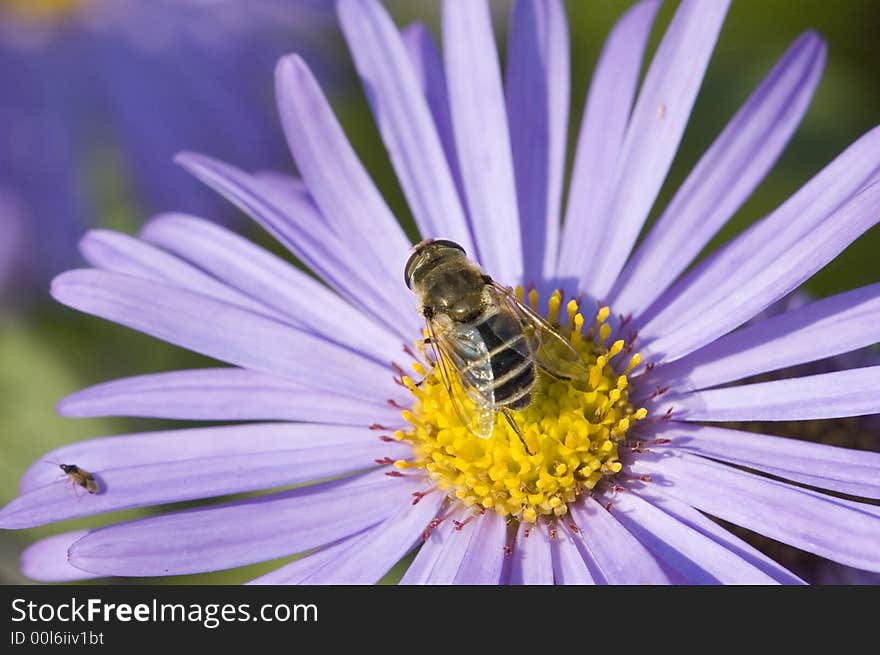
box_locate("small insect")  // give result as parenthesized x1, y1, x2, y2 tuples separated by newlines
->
(404, 239, 590, 449)
(54, 462, 100, 495)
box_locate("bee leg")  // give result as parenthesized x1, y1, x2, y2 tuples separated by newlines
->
(415, 337, 433, 358)
(411, 346, 437, 387)
(501, 408, 533, 456)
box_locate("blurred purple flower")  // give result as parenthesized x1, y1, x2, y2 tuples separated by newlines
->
(2, 0, 880, 584)
(0, 0, 338, 303)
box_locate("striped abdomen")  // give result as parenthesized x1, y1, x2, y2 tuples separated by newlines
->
(455, 305, 536, 410)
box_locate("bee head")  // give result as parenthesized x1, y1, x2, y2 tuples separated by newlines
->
(59, 464, 78, 474)
(404, 239, 467, 291)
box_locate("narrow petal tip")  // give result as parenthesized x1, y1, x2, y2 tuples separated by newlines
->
(172, 150, 198, 166)
(19, 531, 101, 583)
(401, 21, 429, 42)
(274, 52, 310, 88)
(77, 228, 126, 265)
(49, 269, 86, 304)
(56, 393, 83, 418)
(796, 29, 827, 63)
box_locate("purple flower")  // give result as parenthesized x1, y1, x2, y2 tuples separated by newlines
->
(3, 0, 880, 585)
(0, 0, 337, 303)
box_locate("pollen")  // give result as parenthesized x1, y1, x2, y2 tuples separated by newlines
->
(398, 289, 647, 524)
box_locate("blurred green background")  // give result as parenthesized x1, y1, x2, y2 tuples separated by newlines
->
(1, 0, 878, 584)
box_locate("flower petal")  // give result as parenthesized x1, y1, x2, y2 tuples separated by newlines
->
(651, 283, 880, 390)
(452, 511, 509, 584)
(401, 22, 467, 211)
(666, 366, 880, 422)
(580, 0, 731, 299)
(175, 153, 418, 337)
(66, 470, 420, 577)
(337, 0, 473, 251)
(50, 269, 400, 401)
(632, 451, 880, 572)
(569, 496, 673, 584)
(610, 32, 826, 315)
(20, 422, 405, 492)
(627, 487, 804, 584)
(443, 0, 522, 283)
(249, 488, 443, 584)
(21, 531, 102, 583)
(418, 516, 478, 584)
(4, 424, 407, 528)
(508, 521, 553, 585)
(140, 213, 404, 364)
(607, 489, 780, 583)
(399, 507, 464, 585)
(640, 128, 880, 361)
(274, 54, 412, 285)
(80, 229, 276, 319)
(505, 0, 569, 280)
(247, 531, 370, 585)
(651, 423, 880, 499)
(304, 491, 444, 584)
(557, 0, 660, 283)
(550, 522, 596, 584)
(57, 368, 400, 425)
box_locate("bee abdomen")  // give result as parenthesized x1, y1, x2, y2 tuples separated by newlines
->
(471, 312, 536, 408)
(492, 364, 534, 408)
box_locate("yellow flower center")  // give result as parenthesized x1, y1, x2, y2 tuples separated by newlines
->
(395, 288, 647, 524)
(1, 0, 87, 22)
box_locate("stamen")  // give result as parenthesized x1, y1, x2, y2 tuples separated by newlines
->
(453, 516, 476, 531)
(649, 386, 670, 399)
(411, 488, 437, 505)
(422, 516, 445, 541)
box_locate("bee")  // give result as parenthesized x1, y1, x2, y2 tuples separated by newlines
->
(53, 462, 100, 495)
(404, 239, 590, 448)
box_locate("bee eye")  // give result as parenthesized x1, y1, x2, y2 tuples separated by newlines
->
(405, 239, 467, 290)
(429, 239, 466, 254)
(404, 251, 419, 290)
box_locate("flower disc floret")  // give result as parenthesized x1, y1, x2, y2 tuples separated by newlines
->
(396, 289, 646, 523)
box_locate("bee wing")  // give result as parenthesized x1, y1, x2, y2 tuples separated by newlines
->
(424, 317, 496, 440)
(486, 281, 590, 388)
